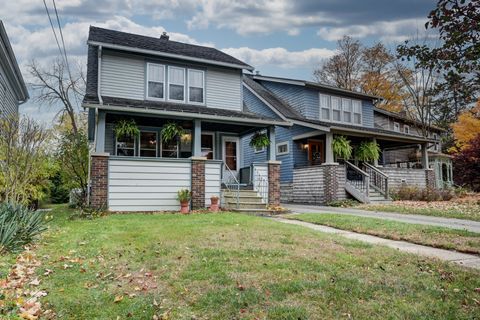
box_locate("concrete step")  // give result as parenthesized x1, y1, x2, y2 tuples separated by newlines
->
(222, 190, 259, 197)
(224, 201, 267, 209)
(223, 195, 264, 203)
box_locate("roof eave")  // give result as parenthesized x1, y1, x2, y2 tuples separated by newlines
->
(330, 125, 434, 143)
(87, 40, 254, 71)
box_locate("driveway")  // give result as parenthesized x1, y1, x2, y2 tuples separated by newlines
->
(283, 203, 480, 233)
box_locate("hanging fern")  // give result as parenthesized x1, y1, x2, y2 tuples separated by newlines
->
(249, 132, 270, 149)
(114, 120, 140, 139)
(332, 135, 352, 160)
(161, 122, 185, 143)
(355, 141, 380, 162)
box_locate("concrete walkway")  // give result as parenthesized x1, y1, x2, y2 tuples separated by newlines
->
(283, 203, 480, 233)
(274, 217, 480, 270)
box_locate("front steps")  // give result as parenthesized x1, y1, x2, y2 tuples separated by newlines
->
(345, 184, 392, 204)
(368, 188, 392, 204)
(222, 189, 267, 211)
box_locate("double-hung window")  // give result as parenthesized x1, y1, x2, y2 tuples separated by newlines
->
(168, 66, 185, 101)
(140, 131, 158, 157)
(352, 100, 362, 124)
(331, 97, 341, 122)
(147, 63, 165, 99)
(394, 122, 400, 132)
(188, 70, 204, 103)
(116, 136, 136, 157)
(342, 98, 352, 123)
(320, 94, 330, 120)
(404, 125, 410, 134)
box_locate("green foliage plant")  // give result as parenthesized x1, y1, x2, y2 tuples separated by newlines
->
(332, 135, 352, 160)
(249, 132, 270, 149)
(177, 189, 191, 203)
(355, 141, 380, 162)
(114, 119, 140, 139)
(161, 122, 185, 143)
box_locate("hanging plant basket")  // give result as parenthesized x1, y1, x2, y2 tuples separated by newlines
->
(249, 131, 270, 149)
(161, 122, 185, 144)
(355, 141, 380, 162)
(332, 135, 352, 160)
(114, 119, 140, 139)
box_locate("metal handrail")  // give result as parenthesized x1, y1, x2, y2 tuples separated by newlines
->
(364, 163, 389, 199)
(345, 161, 370, 197)
(223, 163, 240, 209)
(253, 167, 269, 204)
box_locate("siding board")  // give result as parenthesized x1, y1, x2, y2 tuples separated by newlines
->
(100, 53, 145, 100)
(206, 67, 242, 110)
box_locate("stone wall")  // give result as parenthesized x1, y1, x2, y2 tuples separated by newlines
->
(280, 183, 293, 203)
(378, 167, 427, 189)
(268, 161, 281, 206)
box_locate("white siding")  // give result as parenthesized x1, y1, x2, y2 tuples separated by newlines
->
(0, 65, 18, 117)
(108, 159, 191, 211)
(100, 53, 145, 100)
(205, 161, 222, 206)
(252, 163, 269, 203)
(206, 67, 242, 111)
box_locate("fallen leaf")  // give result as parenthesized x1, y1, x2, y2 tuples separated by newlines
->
(114, 295, 124, 303)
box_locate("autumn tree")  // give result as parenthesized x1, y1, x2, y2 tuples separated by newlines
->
(450, 100, 480, 151)
(453, 133, 480, 191)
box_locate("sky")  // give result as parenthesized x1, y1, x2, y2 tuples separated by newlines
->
(0, 0, 437, 125)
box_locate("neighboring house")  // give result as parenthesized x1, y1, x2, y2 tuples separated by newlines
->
(84, 27, 289, 212)
(0, 21, 28, 117)
(242, 74, 451, 204)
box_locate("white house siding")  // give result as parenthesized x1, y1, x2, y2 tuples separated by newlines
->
(100, 53, 145, 100)
(252, 163, 269, 203)
(0, 67, 18, 117)
(108, 158, 191, 211)
(206, 67, 242, 111)
(205, 161, 222, 206)
(293, 166, 325, 204)
(379, 167, 426, 189)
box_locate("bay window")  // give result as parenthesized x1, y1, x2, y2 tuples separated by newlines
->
(188, 69, 204, 103)
(147, 63, 165, 99)
(168, 66, 185, 101)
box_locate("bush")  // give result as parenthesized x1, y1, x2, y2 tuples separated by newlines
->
(0, 203, 47, 253)
(391, 185, 455, 202)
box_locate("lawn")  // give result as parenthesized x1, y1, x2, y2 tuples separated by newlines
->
(358, 195, 480, 221)
(2, 205, 480, 319)
(284, 213, 480, 255)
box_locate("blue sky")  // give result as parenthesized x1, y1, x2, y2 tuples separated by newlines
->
(0, 0, 437, 124)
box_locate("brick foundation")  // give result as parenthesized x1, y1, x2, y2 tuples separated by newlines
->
(90, 153, 109, 209)
(425, 169, 436, 189)
(191, 158, 206, 209)
(323, 164, 340, 203)
(268, 161, 281, 206)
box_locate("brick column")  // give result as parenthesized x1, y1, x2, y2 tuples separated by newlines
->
(191, 157, 206, 209)
(268, 160, 281, 206)
(90, 153, 109, 209)
(323, 164, 339, 203)
(425, 169, 436, 189)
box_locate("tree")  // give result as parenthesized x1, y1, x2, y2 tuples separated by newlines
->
(29, 58, 85, 135)
(0, 116, 51, 205)
(313, 36, 363, 91)
(450, 100, 480, 151)
(453, 133, 480, 192)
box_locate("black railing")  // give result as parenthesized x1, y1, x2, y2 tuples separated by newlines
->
(364, 163, 389, 199)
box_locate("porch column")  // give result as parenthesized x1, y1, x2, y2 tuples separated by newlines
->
(95, 111, 106, 153)
(89, 152, 109, 209)
(268, 126, 276, 161)
(193, 119, 202, 157)
(191, 157, 207, 209)
(324, 132, 336, 164)
(372, 137, 379, 167)
(421, 143, 429, 169)
(268, 160, 281, 206)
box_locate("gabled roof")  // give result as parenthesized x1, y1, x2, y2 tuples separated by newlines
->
(87, 26, 253, 70)
(0, 21, 28, 102)
(374, 107, 445, 132)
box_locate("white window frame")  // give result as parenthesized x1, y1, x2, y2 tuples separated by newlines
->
(167, 66, 186, 102)
(139, 130, 158, 157)
(115, 135, 136, 157)
(276, 142, 289, 156)
(201, 131, 215, 159)
(160, 131, 180, 158)
(352, 100, 362, 125)
(319, 93, 330, 121)
(146, 63, 165, 101)
(187, 69, 205, 105)
(342, 98, 352, 123)
(404, 125, 410, 134)
(393, 122, 400, 132)
(331, 96, 342, 123)
(433, 133, 439, 151)
(254, 146, 265, 153)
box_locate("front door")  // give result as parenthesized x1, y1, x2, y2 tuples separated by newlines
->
(308, 140, 324, 165)
(222, 137, 239, 175)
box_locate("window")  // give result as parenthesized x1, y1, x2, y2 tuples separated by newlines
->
(352, 100, 362, 124)
(433, 133, 439, 151)
(393, 122, 400, 132)
(254, 146, 265, 153)
(342, 98, 352, 123)
(201, 133, 214, 159)
(168, 66, 185, 101)
(331, 97, 341, 122)
(320, 94, 330, 120)
(147, 63, 165, 99)
(404, 125, 410, 134)
(161, 139, 178, 158)
(179, 131, 192, 158)
(188, 70, 204, 103)
(116, 135, 136, 157)
(277, 142, 289, 156)
(139, 131, 157, 157)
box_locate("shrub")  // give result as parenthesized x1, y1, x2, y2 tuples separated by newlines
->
(326, 199, 359, 207)
(391, 185, 455, 202)
(0, 203, 47, 253)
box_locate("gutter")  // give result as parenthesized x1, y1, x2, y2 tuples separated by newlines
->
(97, 45, 103, 105)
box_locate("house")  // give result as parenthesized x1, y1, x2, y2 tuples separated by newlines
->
(0, 21, 29, 118)
(84, 27, 290, 212)
(241, 74, 452, 204)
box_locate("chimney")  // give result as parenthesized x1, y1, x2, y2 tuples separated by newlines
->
(160, 32, 169, 40)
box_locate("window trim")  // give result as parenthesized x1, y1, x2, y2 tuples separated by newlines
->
(342, 98, 352, 124)
(331, 96, 342, 123)
(254, 146, 266, 153)
(201, 131, 215, 159)
(393, 122, 400, 132)
(404, 125, 410, 134)
(319, 93, 362, 126)
(187, 69, 205, 105)
(139, 130, 158, 158)
(320, 93, 331, 121)
(352, 100, 362, 125)
(146, 62, 166, 101)
(167, 65, 186, 102)
(276, 142, 289, 156)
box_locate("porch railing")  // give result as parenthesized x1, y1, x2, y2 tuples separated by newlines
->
(222, 163, 240, 209)
(345, 161, 370, 203)
(252, 164, 269, 204)
(364, 163, 389, 199)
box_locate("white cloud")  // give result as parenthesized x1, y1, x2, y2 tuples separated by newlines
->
(222, 47, 335, 69)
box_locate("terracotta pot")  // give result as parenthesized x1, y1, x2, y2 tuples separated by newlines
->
(210, 197, 219, 212)
(180, 201, 190, 214)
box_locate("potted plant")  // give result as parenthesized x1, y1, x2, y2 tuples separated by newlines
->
(177, 189, 191, 214)
(249, 131, 270, 149)
(114, 119, 140, 139)
(161, 122, 185, 143)
(210, 195, 219, 212)
(355, 141, 380, 163)
(332, 135, 352, 161)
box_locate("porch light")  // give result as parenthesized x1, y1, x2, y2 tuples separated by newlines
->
(181, 133, 192, 142)
(303, 143, 309, 150)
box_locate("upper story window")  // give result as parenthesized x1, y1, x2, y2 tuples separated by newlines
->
(393, 122, 400, 132)
(168, 66, 185, 101)
(404, 125, 410, 134)
(147, 63, 165, 100)
(188, 70, 205, 103)
(319, 93, 362, 125)
(433, 133, 439, 151)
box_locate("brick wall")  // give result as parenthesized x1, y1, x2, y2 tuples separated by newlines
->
(268, 161, 281, 206)
(191, 158, 206, 209)
(90, 153, 108, 209)
(323, 164, 340, 203)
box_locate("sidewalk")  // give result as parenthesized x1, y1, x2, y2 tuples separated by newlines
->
(274, 217, 480, 270)
(283, 203, 480, 233)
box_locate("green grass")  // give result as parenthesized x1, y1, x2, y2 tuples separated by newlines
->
(284, 213, 480, 255)
(3, 205, 480, 319)
(359, 202, 480, 221)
